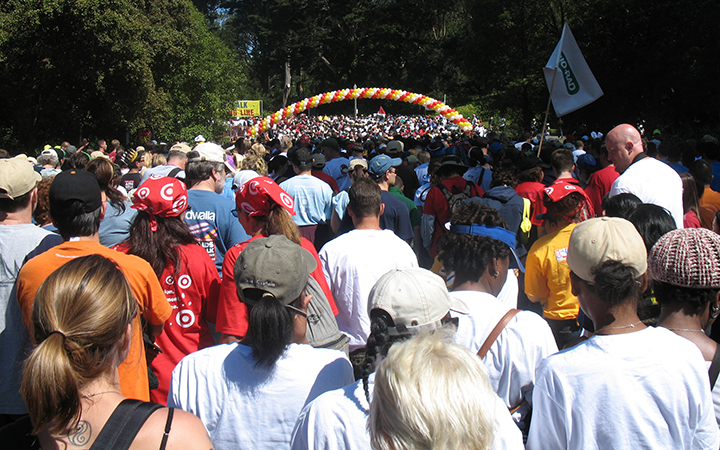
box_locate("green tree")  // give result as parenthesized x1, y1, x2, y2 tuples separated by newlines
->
(0, 0, 253, 151)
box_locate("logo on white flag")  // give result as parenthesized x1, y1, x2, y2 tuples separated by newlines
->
(558, 52, 579, 95)
(543, 24, 603, 117)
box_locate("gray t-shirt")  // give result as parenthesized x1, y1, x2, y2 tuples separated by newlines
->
(0, 224, 62, 414)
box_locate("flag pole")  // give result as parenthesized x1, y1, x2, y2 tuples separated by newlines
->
(538, 69, 557, 157)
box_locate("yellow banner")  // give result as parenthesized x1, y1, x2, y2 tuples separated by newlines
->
(232, 100, 261, 117)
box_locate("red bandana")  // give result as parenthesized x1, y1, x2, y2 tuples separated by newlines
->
(132, 176, 189, 231)
(543, 181, 595, 221)
(235, 176, 295, 217)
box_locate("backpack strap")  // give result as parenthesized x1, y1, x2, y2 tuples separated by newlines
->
(520, 198, 532, 234)
(167, 167, 182, 178)
(709, 344, 720, 388)
(477, 309, 520, 359)
(463, 180, 473, 196)
(437, 182, 453, 203)
(89, 399, 163, 450)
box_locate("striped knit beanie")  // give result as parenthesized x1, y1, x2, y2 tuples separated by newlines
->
(648, 228, 720, 288)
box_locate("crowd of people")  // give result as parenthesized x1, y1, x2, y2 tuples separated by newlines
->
(231, 112, 489, 143)
(2, 118, 720, 449)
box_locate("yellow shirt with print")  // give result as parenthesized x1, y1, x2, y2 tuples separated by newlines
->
(524, 223, 579, 320)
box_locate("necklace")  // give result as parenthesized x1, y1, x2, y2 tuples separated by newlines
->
(594, 320, 643, 335)
(82, 390, 122, 399)
(665, 327, 705, 333)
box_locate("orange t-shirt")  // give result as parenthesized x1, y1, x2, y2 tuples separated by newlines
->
(700, 189, 720, 215)
(16, 240, 171, 402)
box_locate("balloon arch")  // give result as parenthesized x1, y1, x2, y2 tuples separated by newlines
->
(248, 87, 472, 137)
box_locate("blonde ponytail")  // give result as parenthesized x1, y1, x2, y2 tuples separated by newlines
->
(21, 255, 136, 435)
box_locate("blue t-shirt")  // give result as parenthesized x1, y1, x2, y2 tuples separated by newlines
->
(185, 190, 250, 274)
(280, 175, 333, 226)
(415, 163, 430, 185)
(99, 201, 138, 247)
(221, 177, 235, 200)
(464, 166, 493, 191)
(711, 162, 720, 193)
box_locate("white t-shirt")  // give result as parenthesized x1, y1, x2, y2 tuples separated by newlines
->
(526, 327, 719, 450)
(319, 229, 418, 351)
(332, 190, 349, 221)
(168, 343, 354, 450)
(705, 360, 720, 428)
(291, 373, 524, 450)
(496, 269, 519, 309)
(608, 155, 684, 229)
(450, 291, 557, 425)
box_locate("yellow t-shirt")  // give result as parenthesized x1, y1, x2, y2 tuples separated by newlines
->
(524, 223, 579, 320)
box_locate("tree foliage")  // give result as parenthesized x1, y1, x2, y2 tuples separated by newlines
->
(0, 0, 255, 151)
(211, 0, 720, 137)
(1, 0, 719, 151)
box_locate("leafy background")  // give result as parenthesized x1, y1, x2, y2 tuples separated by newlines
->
(1, 0, 718, 151)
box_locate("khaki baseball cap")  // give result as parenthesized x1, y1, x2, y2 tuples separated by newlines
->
(0, 156, 41, 199)
(369, 268, 466, 336)
(567, 217, 647, 283)
(193, 142, 236, 174)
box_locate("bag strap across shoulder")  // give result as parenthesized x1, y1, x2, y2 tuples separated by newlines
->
(477, 309, 520, 359)
(89, 399, 163, 450)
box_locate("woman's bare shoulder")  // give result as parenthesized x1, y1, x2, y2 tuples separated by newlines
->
(132, 407, 214, 450)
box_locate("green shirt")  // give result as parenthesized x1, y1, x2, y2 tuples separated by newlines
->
(389, 186, 421, 227)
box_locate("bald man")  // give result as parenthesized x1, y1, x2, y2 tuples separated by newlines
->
(606, 124, 684, 228)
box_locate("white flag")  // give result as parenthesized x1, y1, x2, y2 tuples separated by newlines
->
(543, 23, 603, 117)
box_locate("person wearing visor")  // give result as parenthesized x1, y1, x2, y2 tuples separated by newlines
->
(169, 235, 353, 450)
(438, 202, 557, 433)
(524, 180, 593, 348)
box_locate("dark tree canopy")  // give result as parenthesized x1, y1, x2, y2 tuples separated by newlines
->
(2, 0, 719, 152)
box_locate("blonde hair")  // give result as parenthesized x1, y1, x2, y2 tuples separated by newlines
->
(369, 332, 496, 450)
(152, 153, 167, 167)
(142, 152, 153, 168)
(254, 203, 301, 245)
(241, 154, 268, 176)
(21, 255, 137, 435)
(248, 143, 268, 158)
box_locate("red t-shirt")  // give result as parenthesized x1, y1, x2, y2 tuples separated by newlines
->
(516, 181, 548, 226)
(684, 210, 702, 228)
(216, 235, 338, 337)
(115, 243, 220, 405)
(312, 170, 340, 193)
(584, 165, 620, 215)
(423, 176, 483, 257)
